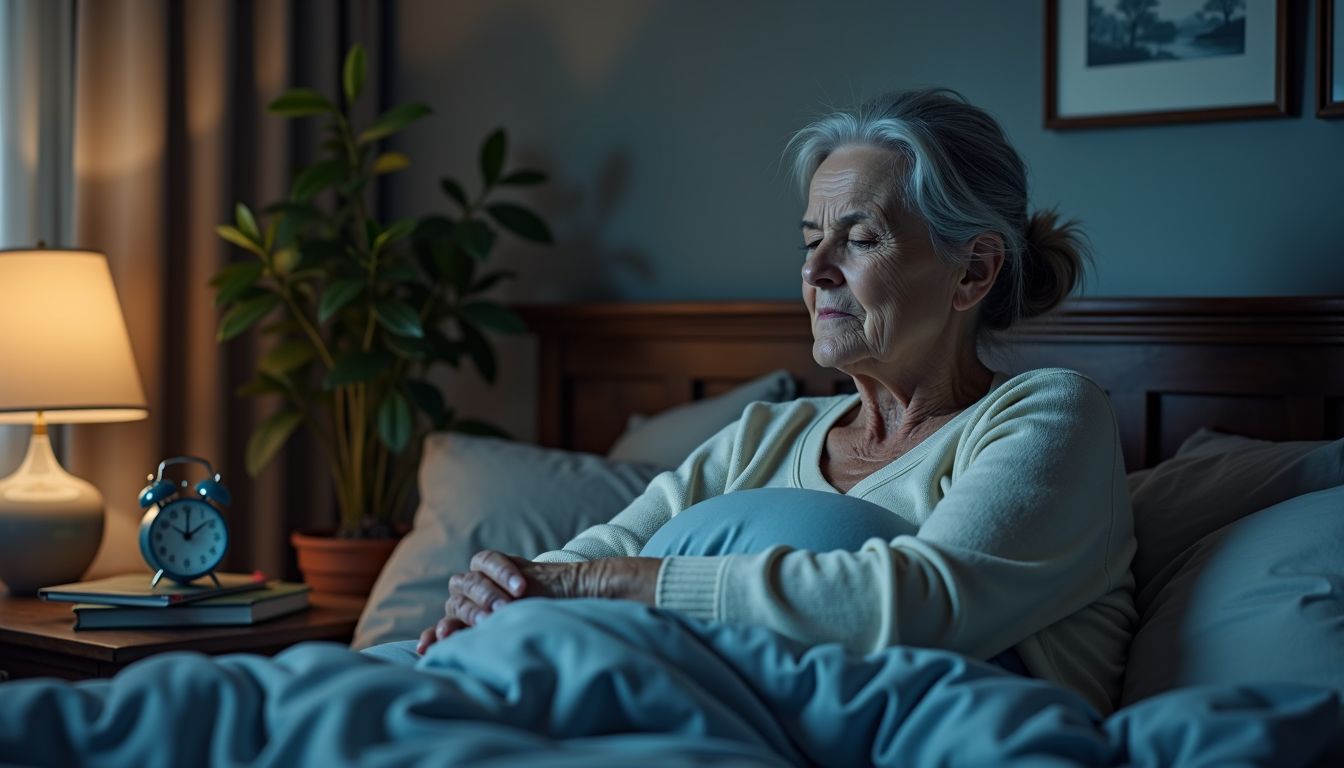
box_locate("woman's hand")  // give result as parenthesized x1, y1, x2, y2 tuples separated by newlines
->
(416, 552, 662, 654)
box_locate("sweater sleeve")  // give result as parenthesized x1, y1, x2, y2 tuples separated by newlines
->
(660, 371, 1130, 658)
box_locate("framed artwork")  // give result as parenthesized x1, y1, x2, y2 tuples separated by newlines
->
(1320, 0, 1344, 117)
(1045, 0, 1289, 129)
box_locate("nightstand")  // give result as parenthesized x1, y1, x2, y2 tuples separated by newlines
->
(0, 592, 365, 681)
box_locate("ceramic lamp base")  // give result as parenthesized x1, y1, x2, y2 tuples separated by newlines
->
(0, 432, 103, 595)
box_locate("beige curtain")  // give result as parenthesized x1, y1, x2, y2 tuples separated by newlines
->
(70, 0, 386, 580)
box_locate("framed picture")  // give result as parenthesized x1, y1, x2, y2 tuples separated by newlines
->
(1320, 0, 1344, 116)
(1045, 0, 1289, 129)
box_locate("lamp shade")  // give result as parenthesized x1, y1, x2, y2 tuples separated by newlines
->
(0, 249, 148, 424)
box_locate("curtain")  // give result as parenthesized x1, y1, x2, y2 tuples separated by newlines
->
(0, 0, 76, 479)
(67, 0, 388, 580)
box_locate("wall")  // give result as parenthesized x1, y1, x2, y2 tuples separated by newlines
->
(385, 0, 1344, 438)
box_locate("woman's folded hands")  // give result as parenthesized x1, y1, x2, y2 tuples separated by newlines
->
(417, 551, 661, 654)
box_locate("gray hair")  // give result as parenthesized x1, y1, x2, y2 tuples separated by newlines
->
(785, 88, 1088, 330)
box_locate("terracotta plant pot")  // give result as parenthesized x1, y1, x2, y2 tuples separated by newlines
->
(290, 529, 404, 597)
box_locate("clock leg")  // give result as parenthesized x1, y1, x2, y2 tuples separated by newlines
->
(208, 572, 221, 589)
(151, 569, 165, 588)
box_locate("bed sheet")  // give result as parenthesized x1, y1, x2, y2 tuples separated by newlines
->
(2, 598, 1341, 767)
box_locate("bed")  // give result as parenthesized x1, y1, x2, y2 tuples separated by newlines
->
(2, 296, 1343, 767)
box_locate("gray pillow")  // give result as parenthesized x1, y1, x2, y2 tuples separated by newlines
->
(1121, 484, 1344, 705)
(352, 433, 662, 649)
(607, 369, 795, 468)
(1129, 430, 1342, 610)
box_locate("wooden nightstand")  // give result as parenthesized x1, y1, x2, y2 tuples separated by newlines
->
(0, 592, 365, 681)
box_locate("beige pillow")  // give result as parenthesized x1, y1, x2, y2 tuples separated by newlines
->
(353, 434, 662, 648)
(1129, 429, 1342, 610)
(607, 370, 795, 468)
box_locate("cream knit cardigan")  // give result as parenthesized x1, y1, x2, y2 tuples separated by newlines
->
(535, 368, 1137, 714)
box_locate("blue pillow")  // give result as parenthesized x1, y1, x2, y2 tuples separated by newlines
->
(640, 487, 916, 558)
(1121, 484, 1344, 705)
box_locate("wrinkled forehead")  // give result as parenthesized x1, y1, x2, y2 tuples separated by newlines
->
(805, 145, 908, 224)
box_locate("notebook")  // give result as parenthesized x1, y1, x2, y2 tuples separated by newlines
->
(39, 572, 268, 607)
(72, 582, 311, 629)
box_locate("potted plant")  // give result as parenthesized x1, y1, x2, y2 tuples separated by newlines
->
(210, 44, 552, 596)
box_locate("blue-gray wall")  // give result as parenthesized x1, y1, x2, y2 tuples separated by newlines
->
(387, 0, 1344, 303)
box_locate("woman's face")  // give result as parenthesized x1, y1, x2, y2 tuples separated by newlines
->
(800, 145, 967, 377)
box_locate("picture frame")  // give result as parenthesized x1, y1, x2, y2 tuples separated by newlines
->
(1320, 0, 1344, 116)
(1045, 0, 1289, 129)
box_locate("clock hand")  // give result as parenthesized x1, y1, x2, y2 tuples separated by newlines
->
(187, 520, 210, 536)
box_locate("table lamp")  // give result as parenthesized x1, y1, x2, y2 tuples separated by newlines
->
(0, 247, 148, 594)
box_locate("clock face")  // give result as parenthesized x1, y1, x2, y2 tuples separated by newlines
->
(147, 499, 227, 578)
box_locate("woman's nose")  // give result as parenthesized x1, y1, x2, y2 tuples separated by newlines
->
(802, 243, 843, 289)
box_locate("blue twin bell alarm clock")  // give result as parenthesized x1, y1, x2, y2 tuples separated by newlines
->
(137, 456, 232, 588)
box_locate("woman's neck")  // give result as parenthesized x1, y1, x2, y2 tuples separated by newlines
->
(843, 352, 994, 447)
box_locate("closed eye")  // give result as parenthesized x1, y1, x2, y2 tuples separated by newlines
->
(800, 241, 822, 251)
(849, 239, 879, 250)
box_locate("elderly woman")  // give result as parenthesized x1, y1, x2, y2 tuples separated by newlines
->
(418, 88, 1135, 715)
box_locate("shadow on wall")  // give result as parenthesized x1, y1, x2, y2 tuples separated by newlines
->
(490, 148, 656, 302)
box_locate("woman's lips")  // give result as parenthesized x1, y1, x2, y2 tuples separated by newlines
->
(816, 309, 851, 320)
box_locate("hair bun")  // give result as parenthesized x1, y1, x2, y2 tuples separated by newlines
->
(1018, 209, 1088, 320)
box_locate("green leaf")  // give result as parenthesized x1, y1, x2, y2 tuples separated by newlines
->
(426, 328, 463, 367)
(245, 410, 304, 476)
(454, 218, 496, 261)
(373, 218, 418, 254)
(381, 264, 419, 284)
(357, 102, 433, 144)
(459, 321, 496, 384)
(236, 373, 287, 398)
(479, 129, 506, 187)
(323, 350, 391, 389)
(271, 247, 300, 275)
(234, 203, 261, 243)
(260, 317, 303, 336)
(498, 169, 546, 186)
(375, 299, 424, 338)
(217, 293, 281, 341)
(264, 217, 278, 252)
(259, 340, 315, 376)
(373, 151, 410, 175)
(210, 262, 265, 307)
(404, 379, 447, 427)
(318, 278, 364, 323)
(376, 390, 413, 452)
(438, 244, 475, 288)
(450, 418, 511, 439)
(485, 203, 553, 243)
(267, 88, 337, 117)
(299, 239, 347, 270)
(383, 332, 427, 361)
(216, 225, 263, 255)
(291, 159, 347, 201)
(458, 301, 526, 334)
(467, 268, 517, 295)
(440, 177, 468, 210)
(342, 44, 366, 105)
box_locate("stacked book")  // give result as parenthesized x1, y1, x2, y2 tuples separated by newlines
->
(38, 572, 310, 630)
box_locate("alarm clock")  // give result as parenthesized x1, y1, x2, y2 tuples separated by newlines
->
(137, 456, 232, 588)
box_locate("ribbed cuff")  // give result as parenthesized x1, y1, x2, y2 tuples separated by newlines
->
(531, 550, 585, 563)
(655, 556, 724, 620)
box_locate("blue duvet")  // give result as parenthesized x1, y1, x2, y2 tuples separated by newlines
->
(1, 598, 1341, 767)
(4, 487, 1344, 765)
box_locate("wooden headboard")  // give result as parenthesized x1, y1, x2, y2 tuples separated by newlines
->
(518, 297, 1344, 471)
